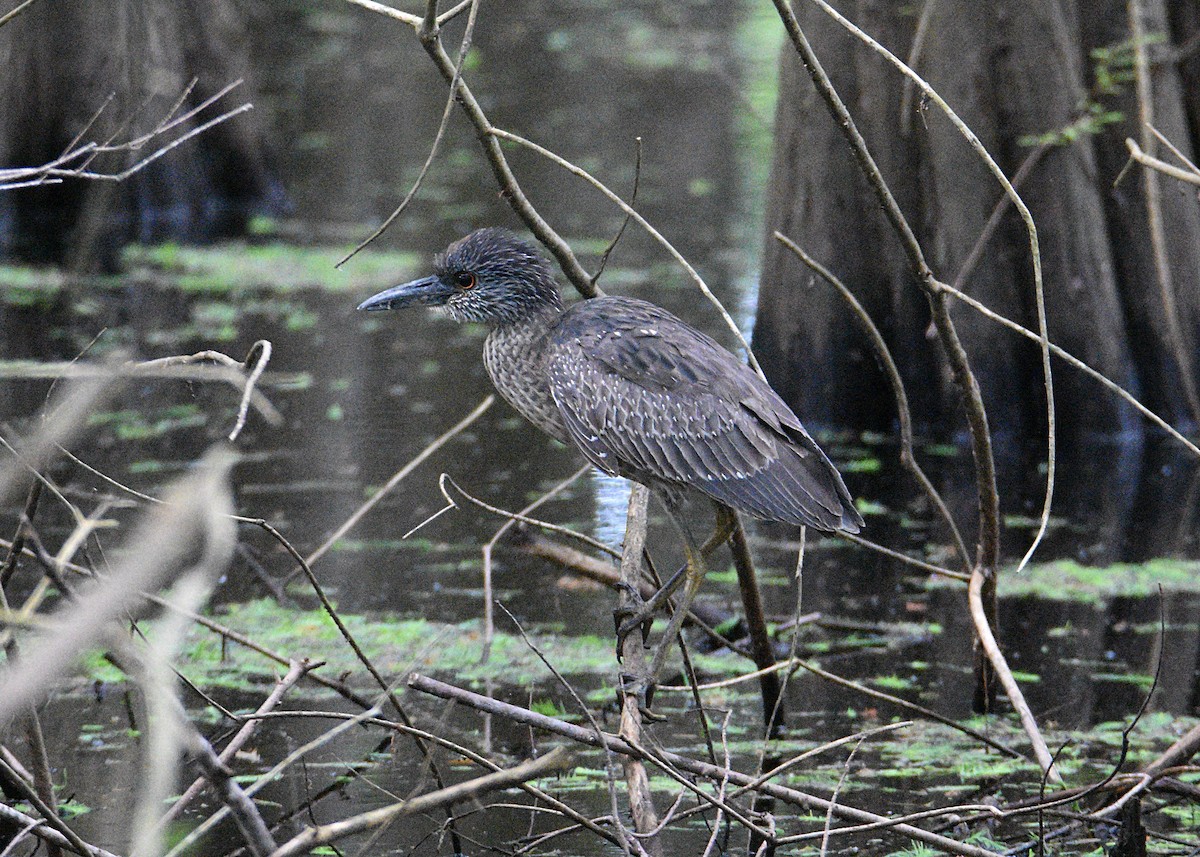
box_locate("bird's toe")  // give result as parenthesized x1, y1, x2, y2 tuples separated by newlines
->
(617, 671, 665, 722)
(613, 591, 655, 658)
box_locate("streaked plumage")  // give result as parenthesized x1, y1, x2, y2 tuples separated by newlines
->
(360, 228, 863, 701)
(546, 297, 859, 531)
(360, 227, 861, 535)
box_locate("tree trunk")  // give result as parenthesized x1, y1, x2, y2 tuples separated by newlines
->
(757, 0, 1200, 471)
(0, 1, 284, 270)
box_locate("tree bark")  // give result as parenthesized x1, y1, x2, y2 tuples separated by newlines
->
(758, 0, 1200, 463)
(0, 1, 283, 270)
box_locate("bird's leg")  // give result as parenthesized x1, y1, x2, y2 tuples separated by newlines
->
(614, 503, 737, 649)
(613, 554, 682, 651)
(706, 502, 738, 553)
(620, 496, 711, 714)
(612, 552, 662, 653)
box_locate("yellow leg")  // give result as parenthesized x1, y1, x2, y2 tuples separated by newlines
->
(635, 495, 719, 711)
(644, 526, 706, 686)
(702, 503, 737, 555)
(614, 501, 735, 653)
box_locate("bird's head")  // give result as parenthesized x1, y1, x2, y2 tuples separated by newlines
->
(357, 228, 563, 325)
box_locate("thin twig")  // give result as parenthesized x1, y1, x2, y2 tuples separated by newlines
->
(248, 709, 625, 851)
(1147, 124, 1200, 175)
(341, 0, 420, 26)
(968, 570, 1059, 779)
(0, 755, 90, 857)
(408, 673, 999, 857)
(229, 341, 273, 441)
(495, 602, 634, 855)
(1124, 137, 1200, 186)
(163, 703, 386, 857)
(266, 748, 572, 857)
(791, 658, 1027, 760)
(774, 232, 970, 573)
(251, 518, 466, 854)
(820, 737, 864, 857)
(898, 0, 937, 135)
(338, 0, 481, 265)
(590, 137, 643, 287)
(0, 803, 121, 857)
(0, 84, 253, 192)
(304, 395, 494, 566)
(805, 0, 1054, 575)
(439, 473, 620, 558)
(839, 531, 969, 581)
(410, 11, 595, 295)
(481, 464, 589, 658)
(950, 144, 1052, 296)
(0, 0, 42, 27)
(929, 277, 1200, 459)
(161, 660, 314, 823)
(1127, 0, 1200, 425)
(20, 710, 62, 857)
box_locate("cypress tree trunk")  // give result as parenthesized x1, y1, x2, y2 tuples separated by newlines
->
(0, 1, 283, 269)
(757, 0, 1200, 465)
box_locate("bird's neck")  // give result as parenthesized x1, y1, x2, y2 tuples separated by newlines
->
(482, 303, 572, 445)
(484, 304, 561, 370)
(489, 301, 562, 335)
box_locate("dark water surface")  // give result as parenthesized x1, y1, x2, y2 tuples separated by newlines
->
(3, 0, 1199, 853)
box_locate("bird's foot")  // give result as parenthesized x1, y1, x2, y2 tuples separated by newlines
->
(618, 671, 666, 722)
(613, 583, 655, 660)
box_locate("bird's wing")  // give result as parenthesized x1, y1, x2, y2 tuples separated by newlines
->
(545, 297, 861, 531)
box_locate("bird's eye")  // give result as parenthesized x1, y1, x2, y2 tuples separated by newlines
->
(454, 271, 476, 289)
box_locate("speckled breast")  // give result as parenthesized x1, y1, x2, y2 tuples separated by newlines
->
(483, 319, 573, 446)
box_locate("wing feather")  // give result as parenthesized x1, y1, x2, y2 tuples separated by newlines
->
(545, 296, 862, 532)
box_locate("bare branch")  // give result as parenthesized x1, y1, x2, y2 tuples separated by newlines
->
(0, 81, 252, 192)
(804, 0, 1054, 576)
(408, 673, 1001, 857)
(928, 276, 1200, 460)
(339, 1, 481, 265)
(774, 231, 971, 574)
(1126, 0, 1200, 425)
(0, 754, 92, 857)
(439, 473, 620, 558)
(0, 802, 121, 857)
(304, 395, 494, 566)
(0, 347, 286, 431)
(0, 447, 237, 726)
(267, 748, 572, 857)
(0, 0, 43, 28)
(342, 0, 421, 27)
(1126, 136, 1200, 187)
(161, 660, 314, 824)
(163, 701, 386, 857)
(615, 484, 662, 855)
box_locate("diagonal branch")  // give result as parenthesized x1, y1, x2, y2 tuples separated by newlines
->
(267, 748, 572, 857)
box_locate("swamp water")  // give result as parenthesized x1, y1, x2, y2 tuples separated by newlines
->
(1, 0, 1198, 853)
(4, 235, 1198, 855)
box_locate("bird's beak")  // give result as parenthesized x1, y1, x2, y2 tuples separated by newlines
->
(357, 275, 454, 312)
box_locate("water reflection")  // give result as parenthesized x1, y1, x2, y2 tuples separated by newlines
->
(2, 0, 1199, 850)
(589, 469, 632, 547)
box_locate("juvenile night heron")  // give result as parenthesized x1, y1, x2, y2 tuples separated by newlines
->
(359, 228, 862, 699)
